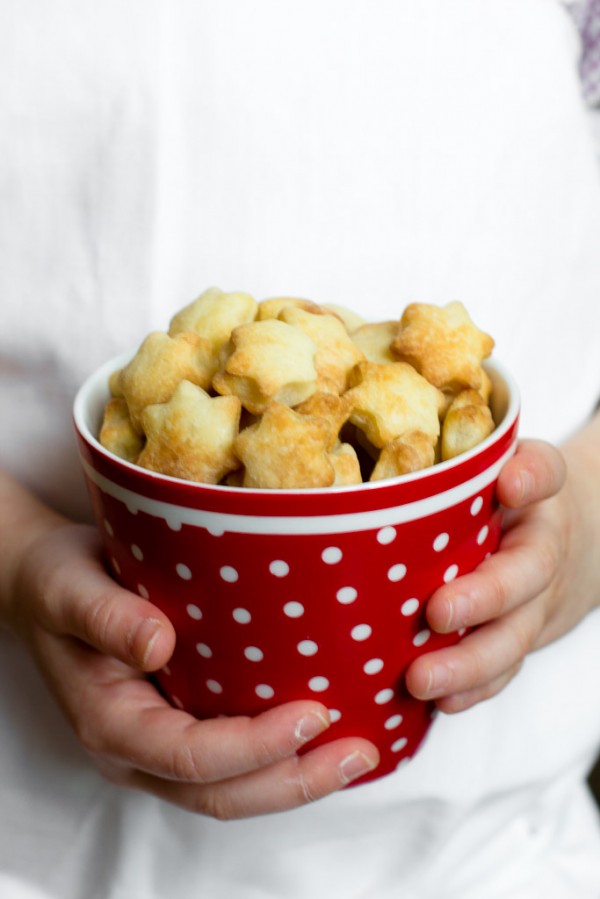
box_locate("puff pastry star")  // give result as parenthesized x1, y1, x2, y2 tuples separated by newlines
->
(391, 301, 494, 393)
(345, 360, 445, 449)
(118, 331, 216, 431)
(279, 306, 365, 394)
(234, 401, 335, 488)
(213, 319, 318, 414)
(137, 380, 241, 484)
(168, 287, 257, 358)
(99, 397, 144, 462)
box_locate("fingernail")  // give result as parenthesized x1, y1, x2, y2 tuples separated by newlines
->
(295, 712, 330, 744)
(133, 618, 162, 667)
(518, 469, 534, 504)
(426, 664, 452, 697)
(446, 595, 471, 631)
(339, 751, 378, 785)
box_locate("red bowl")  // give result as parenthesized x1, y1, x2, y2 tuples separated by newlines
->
(73, 354, 519, 785)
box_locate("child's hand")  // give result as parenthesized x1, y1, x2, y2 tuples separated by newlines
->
(405, 435, 595, 712)
(8, 521, 379, 818)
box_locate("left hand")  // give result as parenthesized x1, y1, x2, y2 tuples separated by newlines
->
(405, 438, 575, 713)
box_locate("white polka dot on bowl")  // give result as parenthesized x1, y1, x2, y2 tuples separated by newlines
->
(477, 525, 489, 545)
(220, 565, 239, 583)
(433, 532, 449, 552)
(131, 544, 144, 561)
(401, 598, 420, 616)
(387, 563, 407, 582)
(363, 658, 384, 675)
(471, 496, 484, 516)
(297, 640, 318, 656)
(444, 564, 459, 583)
(384, 714, 403, 730)
(283, 601, 304, 618)
(308, 676, 329, 692)
(351, 624, 372, 642)
(232, 607, 251, 624)
(374, 688, 394, 705)
(322, 546, 343, 565)
(336, 586, 358, 605)
(206, 679, 223, 694)
(391, 737, 408, 753)
(244, 646, 264, 662)
(413, 629, 431, 647)
(186, 604, 203, 620)
(377, 526, 397, 545)
(196, 643, 212, 658)
(269, 559, 290, 577)
(255, 684, 275, 699)
(176, 563, 192, 580)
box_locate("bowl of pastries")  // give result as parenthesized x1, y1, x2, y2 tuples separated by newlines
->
(73, 288, 520, 784)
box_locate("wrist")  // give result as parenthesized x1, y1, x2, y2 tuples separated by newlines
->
(0, 474, 68, 630)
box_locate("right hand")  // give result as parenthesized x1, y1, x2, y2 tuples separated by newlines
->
(8, 519, 379, 818)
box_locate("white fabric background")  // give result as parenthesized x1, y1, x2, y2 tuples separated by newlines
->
(1, 1, 600, 897)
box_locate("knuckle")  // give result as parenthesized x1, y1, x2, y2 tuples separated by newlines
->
(483, 569, 509, 618)
(533, 535, 561, 586)
(195, 789, 239, 821)
(82, 590, 121, 647)
(74, 715, 106, 757)
(168, 742, 209, 783)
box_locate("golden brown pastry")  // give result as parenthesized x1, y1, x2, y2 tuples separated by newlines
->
(370, 430, 436, 481)
(345, 360, 445, 449)
(351, 321, 398, 364)
(279, 306, 366, 394)
(441, 389, 495, 461)
(234, 401, 335, 489)
(99, 398, 144, 462)
(257, 296, 322, 320)
(118, 331, 215, 431)
(294, 392, 353, 450)
(212, 319, 318, 414)
(392, 301, 494, 394)
(137, 380, 241, 483)
(168, 287, 257, 360)
(329, 442, 363, 485)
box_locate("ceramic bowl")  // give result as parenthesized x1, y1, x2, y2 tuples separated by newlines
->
(73, 354, 519, 784)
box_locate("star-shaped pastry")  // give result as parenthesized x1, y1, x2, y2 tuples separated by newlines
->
(99, 398, 144, 463)
(118, 331, 216, 431)
(168, 287, 257, 359)
(370, 430, 435, 481)
(391, 301, 494, 393)
(294, 391, 353, 450)
(234, 402, 335, 488)
(279, 306, 365, 394)
(213, 319, 318, 414)
(137, 380, 241, 484)
(351, 320, 398, 364)
(345, 360, 445, 449)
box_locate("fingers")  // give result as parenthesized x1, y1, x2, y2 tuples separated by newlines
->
(29, 525, 176, 671)
(405, 601, 541, 711)
(58, 573, 176, 672)
(426, 510, 562, 634)
(126, 738, 380, 818)
(496, 438, 566, 509)
(54, 639, 380, 816)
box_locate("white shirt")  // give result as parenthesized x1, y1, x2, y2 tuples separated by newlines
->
(1, 2, 600, 897)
